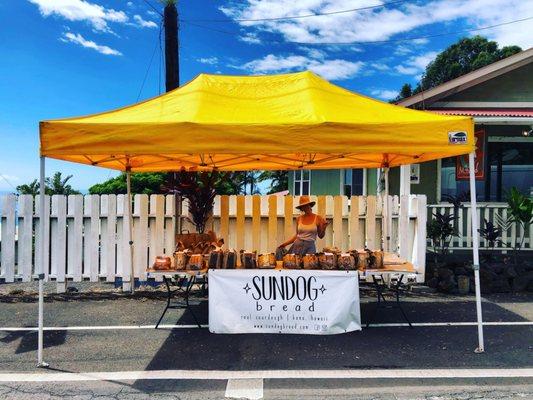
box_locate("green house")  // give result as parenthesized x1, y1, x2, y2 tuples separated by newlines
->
(289, 47, 533, 204)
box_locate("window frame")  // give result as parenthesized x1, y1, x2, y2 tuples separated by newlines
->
(293, 169, 311, 195)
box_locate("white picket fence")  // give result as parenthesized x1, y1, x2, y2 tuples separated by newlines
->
(427, 203, 532, 251)
(0, 194, 427, 286)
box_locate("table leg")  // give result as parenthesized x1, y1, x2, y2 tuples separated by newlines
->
(393, 274, 412, 328)
(184, 275, 202, 328)
(365, 275, 382, 328)
(155, 275, 172, 329)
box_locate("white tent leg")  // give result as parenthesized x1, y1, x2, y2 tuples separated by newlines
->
(469, 152, 485, 353)
(383, 167, 390, 252)
(37, 156, 49, 368)
(126, 171, 135, 294)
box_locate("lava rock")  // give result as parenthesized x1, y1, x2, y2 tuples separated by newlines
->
(437, 267, 454, 281)
(427, 277, 439, 289)
(512, 271, 533, 292)
(491, 278, 511, 293)
(504, 266, 518, 279)
(438, 276, 457, 293)
(457, 275, 470, 295)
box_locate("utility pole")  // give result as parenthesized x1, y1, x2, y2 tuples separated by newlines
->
(164, 0, 179, 91)
(163, 1, 182, 235)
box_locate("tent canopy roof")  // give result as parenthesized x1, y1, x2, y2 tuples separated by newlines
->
(40, 71, 474, 171)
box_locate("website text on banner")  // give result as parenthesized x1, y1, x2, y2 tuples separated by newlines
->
(209, 269, 361, 335)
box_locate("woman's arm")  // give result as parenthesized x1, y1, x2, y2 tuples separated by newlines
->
(278, 234, 297, 248)
(316, 215, 329, 239)
(278, 216, 299, 248)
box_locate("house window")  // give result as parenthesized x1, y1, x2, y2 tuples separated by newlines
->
(343, 169, 364, 196)
(440, 135, 533, 202)
(294, 170, 310, 195)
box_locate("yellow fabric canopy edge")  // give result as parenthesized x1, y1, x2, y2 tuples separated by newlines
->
(39, 71, 475, 171)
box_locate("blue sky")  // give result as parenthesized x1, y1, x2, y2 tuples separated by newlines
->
(0, 0, 531, 192)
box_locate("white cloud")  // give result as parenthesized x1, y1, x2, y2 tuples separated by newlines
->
(133, 14, 157, 28)
(242, 54, 364, 80)
(240, 32, 261, 44)
(220, 0, 533, 48)
(198, 57, 219, 65)
(395, 51, 438, 76)
(371, 62, 390, 71)
(60, 32, 122, 55)
(127, 1, 133, 7)
(28, 0, 128, 33)
(370, 89, 399, 100)
(147, 10, 158, 17)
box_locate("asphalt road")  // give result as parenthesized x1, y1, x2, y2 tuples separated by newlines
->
(0, 287, 532, 399)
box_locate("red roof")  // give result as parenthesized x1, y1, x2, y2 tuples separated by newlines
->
(430, 109, 533, 117)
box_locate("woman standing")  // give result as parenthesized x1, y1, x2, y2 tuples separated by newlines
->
(278, 196, 328, 255)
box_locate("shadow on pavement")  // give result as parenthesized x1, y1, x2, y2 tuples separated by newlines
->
(0, 328, 67, 354)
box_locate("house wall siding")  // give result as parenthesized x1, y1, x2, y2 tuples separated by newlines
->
(444, 64, 533, 102)
(389, 161, 439, 204)
(288, 170, 341, 195)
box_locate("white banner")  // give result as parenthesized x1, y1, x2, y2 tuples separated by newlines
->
(209, 269, 361, 335)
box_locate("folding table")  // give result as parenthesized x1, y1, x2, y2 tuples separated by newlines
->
(147, 269, 207, 328)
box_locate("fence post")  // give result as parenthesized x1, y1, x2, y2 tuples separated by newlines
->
(365, 196, 377, 249)
(268, 195, 277, 251)
(236, 196, 245, 251)
(0, 194, 16, 282)
(412, 195, 427, 282)
(18, 195, 34, 282)
(51, 195, 67, 292)
(399, 195, 410, 261)
(67, 195, 83, 282)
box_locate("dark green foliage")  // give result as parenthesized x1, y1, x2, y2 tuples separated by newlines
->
(88, 173, 167, 195)
(496, 187, 533, 260)
(479, 219, 502, 249)
(16, 172, 80, 195)
(393, 83, 412, 102)
(16, 180, 40, 196)
(46, 172, 81, 195)
(427, 211, 456, 263)
(395, 36, 522, 101)
(165, 170, 234, 233)
(258, 170, 288, 194)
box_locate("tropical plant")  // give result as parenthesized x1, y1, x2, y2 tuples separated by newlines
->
(478, 218, 502, 250)
(427, 211, 456, 264)
(441, 191, 469, 233)
(16, 172, 81, 195)
(16, 179, 41, 196)
(258, 170, 288, 194)
(495, 187, 533, 261)
(45, 172, 80, 195)
(164, 170, 238, 233)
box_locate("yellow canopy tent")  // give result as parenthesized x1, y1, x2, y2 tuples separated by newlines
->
(35, 71, 484, 368)
(40, 71, 475, 171)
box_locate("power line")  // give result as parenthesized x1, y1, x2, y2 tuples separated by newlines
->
(290, 16, 533, 45)
(181, 16, 533, 46)
(180, 0, 411, 23)
(0, 174, 17, 191)
(136, 21, 162, 102)
(142, 0, 163, 17)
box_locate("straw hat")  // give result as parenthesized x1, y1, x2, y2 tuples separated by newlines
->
(296, 195, 315, 209)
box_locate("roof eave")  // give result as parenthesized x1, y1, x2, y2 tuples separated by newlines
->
(396, 47, 533, 108)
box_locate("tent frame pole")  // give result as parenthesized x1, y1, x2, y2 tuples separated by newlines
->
(126, 169, 135, 294)
(37, 156, 48, 368)
(469, 151, 485, 353)
(383, 167, 390, 252)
